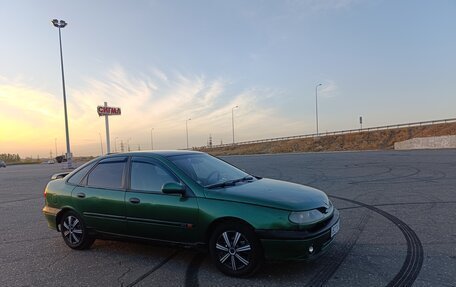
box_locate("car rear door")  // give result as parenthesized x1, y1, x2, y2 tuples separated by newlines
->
(72, 156, 127, 235)
(125, 156, 199, 243)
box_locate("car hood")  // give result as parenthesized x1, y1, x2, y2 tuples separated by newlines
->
(203, 178, 329, 211)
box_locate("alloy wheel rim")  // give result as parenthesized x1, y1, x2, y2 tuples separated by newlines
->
(62, 215, 83, 245)
(215, 230, 252, 271)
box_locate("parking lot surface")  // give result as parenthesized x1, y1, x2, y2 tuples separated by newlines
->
(1, 149, 455, 286)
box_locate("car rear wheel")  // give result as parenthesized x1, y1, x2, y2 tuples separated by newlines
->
(209, 222, 263, 277)
(60, 211, 94, 250)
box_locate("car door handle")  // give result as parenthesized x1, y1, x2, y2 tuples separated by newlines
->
(76, 192, 86, 199)
(129, 197, 140, 204)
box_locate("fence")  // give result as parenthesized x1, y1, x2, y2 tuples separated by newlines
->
(204, 117, 456, 149)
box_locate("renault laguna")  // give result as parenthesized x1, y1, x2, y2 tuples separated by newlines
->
(43, 151, 340, 277)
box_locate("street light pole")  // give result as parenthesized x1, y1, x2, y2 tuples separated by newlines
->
(315, 83, 322, 135)
(232, 105, 239, 144)
(54, 138, 58, 158)
(52, 19, 73, 169)
(186, 118, 191, 149)
(126, 137, 131, 152)
(98, 133, 104, 155)
(150, 128, 154, 150)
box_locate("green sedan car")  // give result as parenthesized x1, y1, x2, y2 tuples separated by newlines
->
(43, 151, 340, 277)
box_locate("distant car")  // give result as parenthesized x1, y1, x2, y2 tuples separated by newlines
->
(0, 160, 6, 168)
(47, 159, 55, 164)
(42, 151, 339, 277)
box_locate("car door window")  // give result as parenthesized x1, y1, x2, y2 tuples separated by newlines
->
(86, 158, 126, 189)
(130, 158, 178, 193)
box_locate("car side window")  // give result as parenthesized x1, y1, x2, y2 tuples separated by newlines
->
(67, 161, 96, 185)
(86, 158, 126, 189)
(130, 158, 178, 193)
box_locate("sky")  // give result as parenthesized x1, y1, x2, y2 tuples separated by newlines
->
(0, 0, 455, 158)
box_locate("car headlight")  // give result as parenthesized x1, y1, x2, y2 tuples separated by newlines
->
(289, 209, 325, 224)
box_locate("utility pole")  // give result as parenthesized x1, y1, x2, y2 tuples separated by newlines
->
(315, 83, 322, 135)
(98, 133, 104, 155)
(186, 118, 191, 149)
(150, 128, 154, 150)
(232, 105, 239, 144)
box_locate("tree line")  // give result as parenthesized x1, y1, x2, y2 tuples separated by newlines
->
(0, 153, 21, 163)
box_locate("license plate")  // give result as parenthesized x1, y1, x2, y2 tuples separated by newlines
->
(331, 221, 340, 238)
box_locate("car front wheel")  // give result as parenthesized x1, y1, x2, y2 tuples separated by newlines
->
(209, 222, 263, 277)
(60, 211, 94, 250)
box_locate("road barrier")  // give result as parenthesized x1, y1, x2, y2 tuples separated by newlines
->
(204, 117, 456, 149)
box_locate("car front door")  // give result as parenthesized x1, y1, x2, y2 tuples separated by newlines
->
(126, 156, 199, 243)
(72, 156, 127, 235)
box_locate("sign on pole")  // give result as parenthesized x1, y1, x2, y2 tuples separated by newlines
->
(97, 105, 121, 116)
(97, 102, 121, 154)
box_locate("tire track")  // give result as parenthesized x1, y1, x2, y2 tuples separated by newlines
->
(348, 166, 421, 185)
(338, 200, 456, 211)
(184, 252, 207, 287)
(306, 204, 372, 287)
(330, 195, 424, 287)
(0, 196, 42, 205)
(125, 250, 179, 287)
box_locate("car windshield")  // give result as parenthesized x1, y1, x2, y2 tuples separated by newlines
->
(167, 153, 253, 188)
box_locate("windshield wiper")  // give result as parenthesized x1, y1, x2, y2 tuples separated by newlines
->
(206, 176, 254, 189)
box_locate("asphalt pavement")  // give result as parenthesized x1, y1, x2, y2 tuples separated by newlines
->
(0, 149, 455, 287)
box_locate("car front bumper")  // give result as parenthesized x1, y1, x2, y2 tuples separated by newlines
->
(256, 209, 340, 261)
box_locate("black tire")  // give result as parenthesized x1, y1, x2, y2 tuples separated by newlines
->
(60, 211, 94, 250)
(209, 222, 263, 277)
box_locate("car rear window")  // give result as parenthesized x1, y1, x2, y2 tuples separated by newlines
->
(67, 161, 97, 185)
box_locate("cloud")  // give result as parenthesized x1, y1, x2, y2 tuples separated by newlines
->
(71, 67, 284, 149)
(0, 81, 64, 157)
(0, 67, 308, 156)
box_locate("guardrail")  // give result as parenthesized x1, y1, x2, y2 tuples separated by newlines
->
(203, 117, 456, 149)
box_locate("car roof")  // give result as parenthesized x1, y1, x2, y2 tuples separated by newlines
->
(104, 150, 204, 158)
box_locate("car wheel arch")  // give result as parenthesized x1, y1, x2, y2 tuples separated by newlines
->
(205, 217, 256, 243)
(55, 207, 79, 232)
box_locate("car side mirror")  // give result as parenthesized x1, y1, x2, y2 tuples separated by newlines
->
(162, 182, 186, 195)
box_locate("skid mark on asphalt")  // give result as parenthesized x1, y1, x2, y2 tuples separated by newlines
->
(348, 166, 421, 185)
(338, 201, 456, 211)
(330, 196, 424, 287)
(306, 204, 372, 287)
(124, 250, 180, 287)
(184, 252, 207, 287)
(0, 196, 42, 205)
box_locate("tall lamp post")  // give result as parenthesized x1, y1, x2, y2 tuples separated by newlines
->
(52, 19, 73, 169)
(150, 128, 154, 150)
(315, 83, 322, 135)
(98, 133, 104, 155)
(232, 105, 239, 144)
(186, 118, 191, 149)
(114, 137, 119, 152)
(126, 137, 131, 152)
(54, 138, 58, 157)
